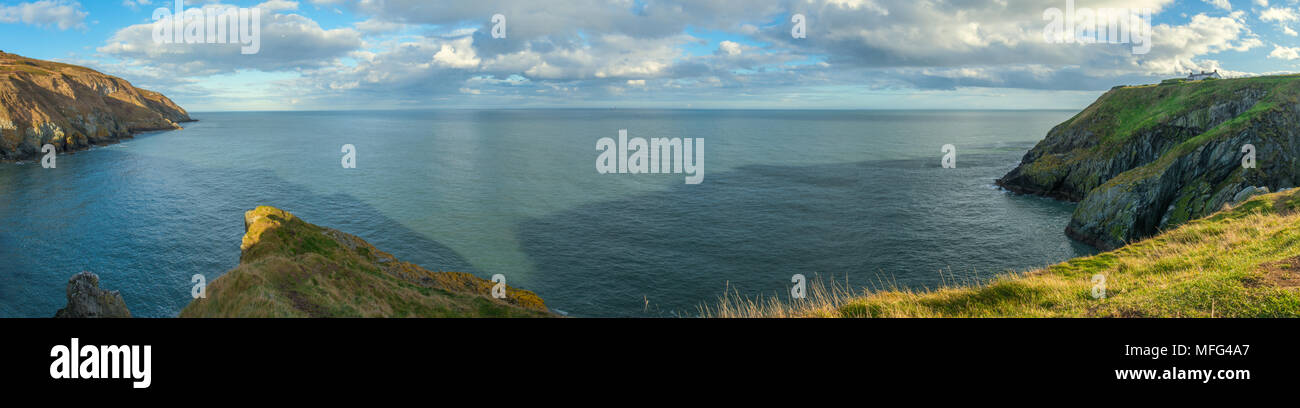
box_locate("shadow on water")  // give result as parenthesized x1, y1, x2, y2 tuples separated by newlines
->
(0, 144, 478, 317)
(516, 152, 1096, 318)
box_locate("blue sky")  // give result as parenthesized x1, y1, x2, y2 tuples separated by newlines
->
(2, 0, 1299, 111)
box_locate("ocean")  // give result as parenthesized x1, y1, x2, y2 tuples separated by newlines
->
(0, 109, 1096, 317)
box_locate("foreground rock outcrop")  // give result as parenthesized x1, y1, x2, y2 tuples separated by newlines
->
(181, 206, 551, 317)
(0, 51, 192, 161)
(54, 271, 132, 318)
(998, 75, 1300, 250)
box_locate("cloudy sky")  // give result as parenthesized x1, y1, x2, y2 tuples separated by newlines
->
(1, 0, 1298, 111)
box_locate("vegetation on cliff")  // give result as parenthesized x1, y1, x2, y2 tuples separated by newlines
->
(997, 75, 1300, 249)
(706, 188, 1300, 317)
(0, 51, 191, 161)
(180, 207, 551, 317)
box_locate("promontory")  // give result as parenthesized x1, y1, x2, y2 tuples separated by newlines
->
(0, 51, 192, 161)
(998, 75, 1300, 250)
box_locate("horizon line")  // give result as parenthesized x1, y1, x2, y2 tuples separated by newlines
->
(188, 107, 1084, 114)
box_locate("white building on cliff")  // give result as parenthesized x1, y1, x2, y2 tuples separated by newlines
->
(1187, 70, 1222, 81)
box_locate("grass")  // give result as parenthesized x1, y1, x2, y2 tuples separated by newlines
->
(181, 206, 552, 318)
(703, 189, 1300, 318)
(1078, 74, 1299, 146)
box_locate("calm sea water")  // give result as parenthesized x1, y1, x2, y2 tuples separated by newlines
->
(0, 110, 1095, 317)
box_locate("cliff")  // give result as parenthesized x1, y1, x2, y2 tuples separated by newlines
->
(180, 207, 551, 317)
(0, 51, 191, 161)
(997, 75, 1300, 250)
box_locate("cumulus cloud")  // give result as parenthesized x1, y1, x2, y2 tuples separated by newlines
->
(95, 0, 1281, 108)
(717, 41, 742, 56)
(1260, 7, 1298, 23)
(433, 36, 481, 69)
(0, 0, 88, 30)
(97, 5, 362, 76)
(1140, 11, 1261, 76)
(1269, 45, 1300, 60)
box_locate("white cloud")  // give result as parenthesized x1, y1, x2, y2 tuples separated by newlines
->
(88, 0, 1289, 109)
(0, 0, 88, 30)
(1140, 12, 1262, 76)
(1269, 45, 1300, 59)
(718, 40, 742, 56)
(432, 37, 481, 69)
(1260, 7, 1299, 23)
(98, 7, 361, 76)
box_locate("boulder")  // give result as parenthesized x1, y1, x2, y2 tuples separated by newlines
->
(53, 271, 132, 318)
(1233, 186, 1270, 204)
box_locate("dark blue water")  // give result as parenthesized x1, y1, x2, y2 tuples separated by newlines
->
(0, 110, 1095, 317)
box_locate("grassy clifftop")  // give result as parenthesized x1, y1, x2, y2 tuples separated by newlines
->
(709, 188, 1300, 317)
(181, 207, 551, 318)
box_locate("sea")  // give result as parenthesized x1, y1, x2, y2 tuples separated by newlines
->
(0, 109, 1097, 317)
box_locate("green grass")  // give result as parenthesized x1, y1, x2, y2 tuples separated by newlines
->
(1079, 74, 1299, 146)
(705, 188, 1300, 318)
(181, 206, 552, 318)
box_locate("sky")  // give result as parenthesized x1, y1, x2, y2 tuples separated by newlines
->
(1, 0, 1299, 111)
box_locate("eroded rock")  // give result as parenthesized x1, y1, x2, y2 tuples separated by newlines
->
(54, 271, 132, 318)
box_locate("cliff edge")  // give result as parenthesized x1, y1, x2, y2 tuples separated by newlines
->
(181, 206, 551, 317)
(998, 75, 1300, 250)
(0, 51, 192, 161)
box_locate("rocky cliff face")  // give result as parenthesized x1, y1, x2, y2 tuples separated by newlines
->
(0, 51, 191, 161)
(998, 76, 1300, 250)
(54, 271, 132, 318)
(181, 207, 551, 317)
